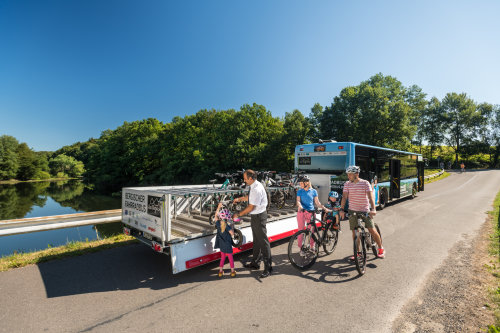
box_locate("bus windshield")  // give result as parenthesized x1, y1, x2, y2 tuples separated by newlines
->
(295, 143, 348, 174)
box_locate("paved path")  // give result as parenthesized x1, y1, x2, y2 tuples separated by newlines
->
(1, 170, 499, 333)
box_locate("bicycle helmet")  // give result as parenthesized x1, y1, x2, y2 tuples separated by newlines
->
(298, 174, 310, 182)
(218, 208, 232, 220)
(328, 191, 339, 198)
(346, 165, 360, 174)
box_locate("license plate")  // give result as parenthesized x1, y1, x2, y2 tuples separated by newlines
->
(143, 232, 153, 240)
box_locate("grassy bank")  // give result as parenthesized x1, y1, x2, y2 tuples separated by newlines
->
(0, 177, 79, 185)
(424, 169, 450, 184)
(0, 234, 136, 272)
(486, 190, 500, 332)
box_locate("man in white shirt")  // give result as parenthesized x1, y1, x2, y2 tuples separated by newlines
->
(233, 169, 272, 278)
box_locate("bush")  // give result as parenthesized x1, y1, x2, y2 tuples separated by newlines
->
(35, 171, 51, 180)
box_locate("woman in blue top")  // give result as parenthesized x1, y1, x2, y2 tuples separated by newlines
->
(295, 175, 328, 254)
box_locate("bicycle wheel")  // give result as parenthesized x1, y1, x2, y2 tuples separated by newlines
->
(208, 212, 216, 225)
(272, 191, 285, 209)
(288, 229, 318, 270)
(323, 224, 339, 255)
(371, 223, 382, 256)
(231, 228, 243, 247)
(353, 231, 367, 275)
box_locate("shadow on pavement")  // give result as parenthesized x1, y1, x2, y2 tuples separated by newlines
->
(38, 237, 381, 298)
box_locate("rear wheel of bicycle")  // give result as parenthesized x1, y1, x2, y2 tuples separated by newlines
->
(272, 191, 285, 209)
(371, 223, 382, 256)
(353, 231, 367, 275)
(288, 229, 318, 270)
(285, 188, 297, 207)
(323, 225, 339, 255)
(231, 228, 243, 247)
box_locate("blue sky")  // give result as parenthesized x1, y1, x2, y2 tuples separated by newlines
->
(1, 0, 499, 151)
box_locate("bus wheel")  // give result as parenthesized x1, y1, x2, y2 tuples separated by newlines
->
(411, 184, 417, 199)
(379, 189, 387, 210)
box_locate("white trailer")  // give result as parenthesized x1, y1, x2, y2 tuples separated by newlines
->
(121, 184, 300, 274)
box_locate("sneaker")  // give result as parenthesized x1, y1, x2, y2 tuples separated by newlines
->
(349, 252, 362, 261)
(377, 248, 385, 259)
(230, 271, 236, 277)
(218, 271, 223, 277)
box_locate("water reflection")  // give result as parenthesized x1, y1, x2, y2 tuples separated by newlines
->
(0, 180, 120, 220)
(0, 180, 122, 257)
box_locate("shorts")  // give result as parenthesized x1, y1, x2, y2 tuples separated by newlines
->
(348, 210, 374, 230)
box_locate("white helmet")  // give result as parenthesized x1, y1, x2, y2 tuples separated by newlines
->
(346, 165, 360, 174)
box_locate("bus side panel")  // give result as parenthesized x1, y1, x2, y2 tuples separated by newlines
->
(169, 216, 298, 274)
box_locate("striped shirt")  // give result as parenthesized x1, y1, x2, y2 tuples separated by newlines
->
(343, 179, 372, 212)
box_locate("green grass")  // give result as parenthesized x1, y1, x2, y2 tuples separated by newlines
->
(424, 169, 450, 184)
(486, 189, 500, 330)
(0, 234, 136, 272)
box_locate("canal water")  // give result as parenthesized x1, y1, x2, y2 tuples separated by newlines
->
(0, 180, 121, 257)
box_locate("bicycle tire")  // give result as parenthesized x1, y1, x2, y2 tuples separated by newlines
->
(371, 223, 382, 256)
(288, 229, 318, 270)
(272, 191, 285, 209)
(353, 231, 367, 275)
(323, 224, 339, 255)
(231, 228, 243, 247)
(208, 212, 216, 225)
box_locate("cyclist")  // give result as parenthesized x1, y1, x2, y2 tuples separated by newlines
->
(339, 166, 385, 259)
(296, 175, 329, 255)
(323, 191, 341, 230)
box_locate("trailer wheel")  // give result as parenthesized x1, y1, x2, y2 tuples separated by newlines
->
(232, 228, 243, 247)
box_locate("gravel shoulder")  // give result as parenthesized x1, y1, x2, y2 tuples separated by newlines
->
(392, 217, 497, 332)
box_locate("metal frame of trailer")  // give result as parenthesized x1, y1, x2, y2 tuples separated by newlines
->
(122, 184, 303, 274)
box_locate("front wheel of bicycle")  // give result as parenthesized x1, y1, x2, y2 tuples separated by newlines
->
(353, 231, 367, 275)
(288, 229, 318, 270)
(323, 225, 339, 255)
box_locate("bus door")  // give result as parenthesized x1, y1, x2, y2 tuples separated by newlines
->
(417, 161, 425, 192)
(390, 159, 401, 199)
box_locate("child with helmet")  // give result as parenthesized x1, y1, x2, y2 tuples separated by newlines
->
(214, 202, 236, 277)
(323, 191, 341, 230)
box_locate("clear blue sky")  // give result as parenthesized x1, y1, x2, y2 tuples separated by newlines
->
(1, 0, 499, 151)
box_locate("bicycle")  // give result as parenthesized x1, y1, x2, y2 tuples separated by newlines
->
(288, 209, 340, 270)
(351, 211, 382, 275)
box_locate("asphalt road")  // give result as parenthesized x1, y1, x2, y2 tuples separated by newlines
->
(1, 170, 499, 333)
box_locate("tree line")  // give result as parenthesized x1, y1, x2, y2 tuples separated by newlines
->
(0, 135, 84, 181)
(2, 73, 498, 191)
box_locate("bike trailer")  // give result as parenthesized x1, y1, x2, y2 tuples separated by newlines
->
(122, 184, 299, 274)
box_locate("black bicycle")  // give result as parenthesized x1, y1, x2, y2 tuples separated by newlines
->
(352, 211, 382, 275)
(288, 209, 340, 270)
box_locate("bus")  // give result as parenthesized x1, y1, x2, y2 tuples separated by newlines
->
(294, 141, 425, 209)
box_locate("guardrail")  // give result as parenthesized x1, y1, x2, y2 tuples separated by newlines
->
(424, 169, 445, 180)
(0, 210, 122, 237)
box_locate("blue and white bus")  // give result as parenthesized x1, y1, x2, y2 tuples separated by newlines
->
(294, 141, 425, 209)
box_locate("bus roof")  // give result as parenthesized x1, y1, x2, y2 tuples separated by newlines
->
(295, 141, 422, 156)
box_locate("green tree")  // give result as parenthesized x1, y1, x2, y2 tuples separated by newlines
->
(318, 74, 421, 150)
(441, 93, 486, 165)
(49, 154, 85, 178)
(306, 103, 323, 142)
(0, 135, 20, 180)
(16, 143, 38, 180)
(422, 97, 446, 161)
